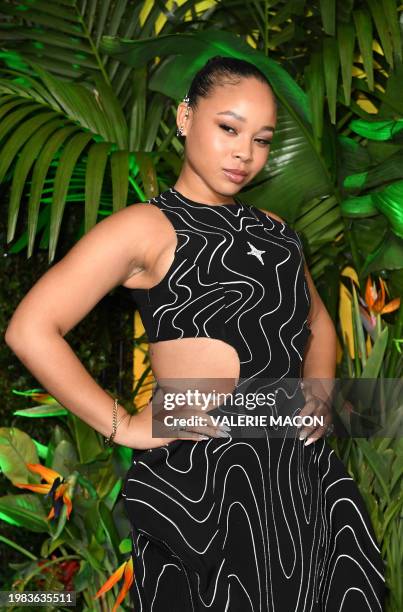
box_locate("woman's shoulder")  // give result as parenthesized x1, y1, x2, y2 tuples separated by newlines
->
(245, 203, 286, 226)
(249, 205, 301, 241)
(254, 207, 285, 224)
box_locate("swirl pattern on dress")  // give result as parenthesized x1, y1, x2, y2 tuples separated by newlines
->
(123, 187, 385, 611)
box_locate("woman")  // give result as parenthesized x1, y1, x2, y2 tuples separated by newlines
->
(5, 56, 385, 611)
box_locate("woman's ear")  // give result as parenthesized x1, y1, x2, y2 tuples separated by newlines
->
(176, 102, 191, 136)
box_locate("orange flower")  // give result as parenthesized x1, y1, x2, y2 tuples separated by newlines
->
(14, 463, 73, 521)
(94, 556, 134, 612)
(359, 275, 400, 333)
(364, 275, 400, 316)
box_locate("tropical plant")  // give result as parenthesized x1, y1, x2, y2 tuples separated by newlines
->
(338, 115, 403, 380)
(0, 0, 401, 284)
(0, 391, 134, 610)
(1, 1, 402, 610)
(335, 265, 402, 611)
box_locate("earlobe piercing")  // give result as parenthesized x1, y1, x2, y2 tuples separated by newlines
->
(176, 94, 190, 137)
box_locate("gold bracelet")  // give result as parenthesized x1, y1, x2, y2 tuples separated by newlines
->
(105, 398, 119, 446)
(105, 399, 130, 447)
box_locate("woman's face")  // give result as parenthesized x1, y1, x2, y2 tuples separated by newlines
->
(178, 77, 277, 199)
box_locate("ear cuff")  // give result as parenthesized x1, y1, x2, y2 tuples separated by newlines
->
(176, 94, 190, 137)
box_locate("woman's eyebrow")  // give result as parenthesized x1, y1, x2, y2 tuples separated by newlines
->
(216, 110, 275, 132)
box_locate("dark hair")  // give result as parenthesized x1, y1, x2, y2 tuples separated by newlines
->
(185, 55, 277, 111)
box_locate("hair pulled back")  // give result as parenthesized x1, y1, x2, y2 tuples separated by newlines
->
(185, 55, 276, 110)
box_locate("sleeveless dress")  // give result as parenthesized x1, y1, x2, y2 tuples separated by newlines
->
(122, 187, 385, 611)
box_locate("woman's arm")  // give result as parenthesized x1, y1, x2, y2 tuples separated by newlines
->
(4, 203, 156, 448)
(302, 260, 337, 381)
(5, 203, 223, 448)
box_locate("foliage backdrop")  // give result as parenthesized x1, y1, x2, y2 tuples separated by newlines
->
(0, 1, 402, 610)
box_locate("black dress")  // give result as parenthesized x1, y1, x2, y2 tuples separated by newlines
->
(122, 187, 385, 611)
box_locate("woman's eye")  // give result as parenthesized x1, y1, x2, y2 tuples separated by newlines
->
(219, 125, 271, 147)
(219, 123, 236, 134)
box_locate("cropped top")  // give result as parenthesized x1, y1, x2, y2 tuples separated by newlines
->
(128, 187, 312, 382)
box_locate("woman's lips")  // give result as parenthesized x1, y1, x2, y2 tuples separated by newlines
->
(222, 169, 247, 184)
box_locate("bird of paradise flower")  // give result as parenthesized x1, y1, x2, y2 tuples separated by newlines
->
(359, 274, 400, 337)
(93, 556, 134, 612)
(13, 463, 73, 521)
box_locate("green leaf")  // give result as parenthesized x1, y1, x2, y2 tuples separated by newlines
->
(305, 51, 325, 150)
(0, 533, 38, 560)
(51, 440, 78, 478)
(349, 118, 403, 141)
(366, 0, 394, 68)
(23, 125, 80, 253)
(351, 283, 367, 368)
(361, 232, 403, 276)
(49, 130, 94, 261)
(119, 537, 132, 554)
(355, 439, 390, 501)
(129, 66, 147, 152)
(135, 151, 158, 201)
(29, 62, 114, 140)
(0, 111, 56, 184)
(0, 103, 44, 146)
(390, 441, 403, 490)
(381, 497, 403, 539)
(372, 180, 403, 239)
(361, 327, 389, 378)
(337, 134, 371, 175)
(98, 499, 121, 554)
(1, 5, 85, 37)
(353, 9, 374, 91)
(13, 405, 68, 418)
(340, 194, 378, 217)
(8, 119, 61, 247)
(337, 22, 355, 105)
(85, 142, 110, 232)
(110, 150, 129, 211)
(68, 414, 104, 464)
(322, 37, 339, 124)
(319, 0, 336, 36)
(344, 151, 403, 195)
(0, 427, 39, 484)
(0, 494, 49, 532)
(93, 75, 128, 149)
(381, 0, 402, 62)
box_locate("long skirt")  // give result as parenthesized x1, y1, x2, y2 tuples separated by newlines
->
(122, 429, 385, 611)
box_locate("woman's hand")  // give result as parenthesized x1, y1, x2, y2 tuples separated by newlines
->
(297, 382, 334, 446)
(116, 399, 231, 450)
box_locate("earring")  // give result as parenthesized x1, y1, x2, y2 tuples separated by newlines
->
(176, 94, 190, 137)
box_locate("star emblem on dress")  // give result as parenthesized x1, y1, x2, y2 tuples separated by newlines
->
(246, 241, 266, 265)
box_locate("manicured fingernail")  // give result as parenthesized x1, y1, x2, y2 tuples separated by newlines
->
(218, 430, 231, 437)
(299, 432, 307, 440)
(304, 437, 315, 446)
(198, 435, 209, 440)
(221, 424, 231, 432)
